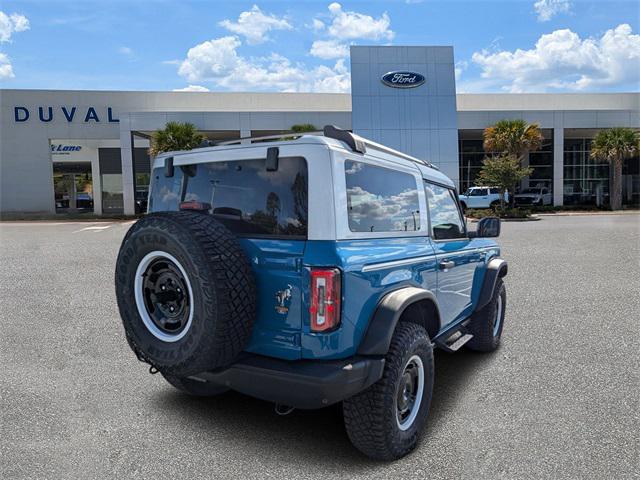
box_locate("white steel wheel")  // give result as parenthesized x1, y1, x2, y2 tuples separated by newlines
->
(395, 354, 425, 431)
(134, 251, 194, 343)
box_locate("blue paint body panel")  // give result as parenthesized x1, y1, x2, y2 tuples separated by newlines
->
(240, 235, 500, 361)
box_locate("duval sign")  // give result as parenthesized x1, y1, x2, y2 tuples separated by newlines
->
(381, 71, 426, 88)
(13, 106, 119, 123)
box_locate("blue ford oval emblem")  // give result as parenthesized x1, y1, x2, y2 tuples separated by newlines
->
(381, 71, 426, 89)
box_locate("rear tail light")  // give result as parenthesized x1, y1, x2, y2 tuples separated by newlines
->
(309, 268, 341, 332)
(179, 200, 210, 211)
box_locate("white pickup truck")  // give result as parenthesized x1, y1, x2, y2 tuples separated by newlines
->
(459, 187, 507, 210)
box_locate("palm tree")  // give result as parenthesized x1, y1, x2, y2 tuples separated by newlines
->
(590, 128, 640, 210)
(483, 119, 544, 206)
(149, 121, 204, 157)
(483, 119, 544, 162)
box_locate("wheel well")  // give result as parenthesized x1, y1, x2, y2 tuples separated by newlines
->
(398, 299, 440, 340)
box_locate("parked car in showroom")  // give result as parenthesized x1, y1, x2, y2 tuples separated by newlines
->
(514, 187, 552, 206)
(114, 126, 508, 460)
(459, 186, 508, 210)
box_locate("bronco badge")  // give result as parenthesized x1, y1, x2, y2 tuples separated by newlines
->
(275, 284, 293, 314)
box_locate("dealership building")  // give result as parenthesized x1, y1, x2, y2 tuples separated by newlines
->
(1, 45, 638, 216)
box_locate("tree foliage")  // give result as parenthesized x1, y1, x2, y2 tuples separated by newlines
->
(477, 155, 533, 208)
(590, 127, 640, 210)
(483, 119, 544, 162)
(290, 124, 318, 133)
(149, 122, 204, 157)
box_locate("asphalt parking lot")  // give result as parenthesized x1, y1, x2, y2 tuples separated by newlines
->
(1, 214, 638, 479)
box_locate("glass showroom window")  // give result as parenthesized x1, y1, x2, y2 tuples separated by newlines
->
(459, 130, 554, 194)
(528, 133, 554, 192)
(563, 138, 610, 206)
(458, 136, 486, 193)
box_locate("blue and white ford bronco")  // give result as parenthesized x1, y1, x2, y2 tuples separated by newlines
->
(115, 126, 508, 460)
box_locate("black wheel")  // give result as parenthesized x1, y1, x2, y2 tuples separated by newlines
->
(490, 200, 500, 210)
(162, 373, 229, 397)
(115, 211, 256, 377)
(466, 278, 506, 352)
(460, 201, 467, 212)
(343, 322, 434, 460)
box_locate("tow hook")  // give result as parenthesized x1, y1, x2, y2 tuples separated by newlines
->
(274, 404, 295, 416)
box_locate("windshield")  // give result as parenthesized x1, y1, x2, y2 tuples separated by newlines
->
(520, 188, 540, 194)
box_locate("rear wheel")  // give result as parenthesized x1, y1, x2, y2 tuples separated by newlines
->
(343, 322, 434, 460)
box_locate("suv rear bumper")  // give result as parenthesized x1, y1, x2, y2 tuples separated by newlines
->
(196, 354, 385, 409)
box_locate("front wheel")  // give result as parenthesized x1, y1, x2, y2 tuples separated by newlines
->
(466, 279, 506, 352)
(343, 322, 434, 460)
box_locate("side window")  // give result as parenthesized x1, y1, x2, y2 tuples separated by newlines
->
(345, 160, 420, 233)
(424, 182, 466, 240)
(489, 188, 500, 194)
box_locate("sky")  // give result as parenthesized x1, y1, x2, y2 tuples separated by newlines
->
(0, 0, 638, 93)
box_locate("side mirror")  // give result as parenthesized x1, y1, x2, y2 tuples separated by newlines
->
(474, 216, 501, 238)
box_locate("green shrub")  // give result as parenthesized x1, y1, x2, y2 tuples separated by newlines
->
(465, 207, 531, 219)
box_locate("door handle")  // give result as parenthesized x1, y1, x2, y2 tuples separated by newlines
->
(439, 260, 455, 270)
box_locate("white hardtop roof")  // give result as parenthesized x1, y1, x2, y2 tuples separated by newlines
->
(153, 133, 455, 188)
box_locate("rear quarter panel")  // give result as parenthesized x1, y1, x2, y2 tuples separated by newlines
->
(300, 238, 438, 359)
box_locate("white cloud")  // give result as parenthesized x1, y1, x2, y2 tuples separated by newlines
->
(533, 0, 571, 22)
(471, 24, 640, 92)
(219, 5, 291, 45)
(308, 4, 394, 59)
(173, 85, 210, 92)
(325, 3, 394, 41)
(118, 46, 134, 56)
(310, 39, 349, 59)
(311, 18, 325, 32)
(0, 52, 14, 79)
(178, 36, 243, 82)
(0, 11, 29, 43)
(177, 36, 350, 93)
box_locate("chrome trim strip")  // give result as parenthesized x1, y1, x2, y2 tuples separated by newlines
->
(362, 255, 435, 272)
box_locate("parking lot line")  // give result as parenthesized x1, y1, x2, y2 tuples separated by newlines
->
(72, 225, 113, 233)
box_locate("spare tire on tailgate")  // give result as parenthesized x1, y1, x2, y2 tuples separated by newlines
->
(115, 211, 256, 377)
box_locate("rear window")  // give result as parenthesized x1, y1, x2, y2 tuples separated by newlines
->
(149, 157, 308, 237)
(345, 160, 420, 233)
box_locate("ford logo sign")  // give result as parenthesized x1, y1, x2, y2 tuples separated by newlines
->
(381, 71, 425, 89)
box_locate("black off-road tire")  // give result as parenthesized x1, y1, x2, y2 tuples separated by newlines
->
(162, 373, 229, 397)
(115, 211, 256, 377)
(343, 322, 434, 461)
(460, 201, 467, 212)
(490, 200, 500, 210)
(466, 279, 506, 352)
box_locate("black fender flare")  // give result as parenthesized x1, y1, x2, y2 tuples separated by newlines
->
(357, 287, 440, 356)
(474, 258, 508, 312)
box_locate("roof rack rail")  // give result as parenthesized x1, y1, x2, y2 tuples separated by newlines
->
(211, 125, 438, 170)
(216, 131, 323, 146)
(322, 125, 438, 170)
